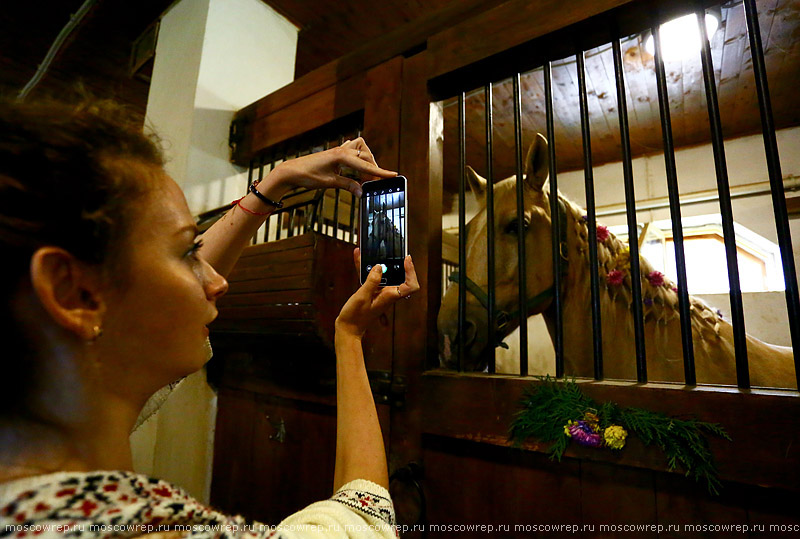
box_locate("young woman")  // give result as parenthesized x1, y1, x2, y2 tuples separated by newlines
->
(0, 99, 418, 537)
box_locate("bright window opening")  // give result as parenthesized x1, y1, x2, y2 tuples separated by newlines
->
(610, 214, 785, 294)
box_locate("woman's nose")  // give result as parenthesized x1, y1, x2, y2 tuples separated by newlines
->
(203, 260, 229, 300)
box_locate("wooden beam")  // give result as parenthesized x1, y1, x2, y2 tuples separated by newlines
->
(427, 0, 635, 81)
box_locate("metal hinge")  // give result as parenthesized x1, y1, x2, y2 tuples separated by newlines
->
(228, 117, 244, 155)
(368, 370, 407, 408)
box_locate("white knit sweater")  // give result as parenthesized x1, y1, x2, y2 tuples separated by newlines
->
(0, 470, 397, 538)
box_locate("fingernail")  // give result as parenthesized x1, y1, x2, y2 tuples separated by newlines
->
(355, 188, 363, 197)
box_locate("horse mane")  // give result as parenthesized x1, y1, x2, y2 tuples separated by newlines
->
(554, 190, 722, 339)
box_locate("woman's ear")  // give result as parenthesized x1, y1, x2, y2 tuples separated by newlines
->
(29, 247, 106, 341)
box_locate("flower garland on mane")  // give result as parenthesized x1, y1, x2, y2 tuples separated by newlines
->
(554, 192, 723, 339)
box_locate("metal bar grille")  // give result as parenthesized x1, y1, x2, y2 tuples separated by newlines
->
(697, 8, 748, 387)
(544, 61, 565, 379)
(652, 22, 696, 380)
(458, 91, 467, 373)
(612, 35, 647, 382)
(432, 0, 796, 390)
(743, 0, 800, 389)
(513, 73, 529, 377)
(485, 82, 497, 374)
(576, 51, 603, 380)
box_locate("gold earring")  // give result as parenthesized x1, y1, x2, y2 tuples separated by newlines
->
(90, 325, 103, 342)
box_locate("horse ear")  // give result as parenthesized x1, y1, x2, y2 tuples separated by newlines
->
(465, 166, 487, 199)
(524, 133, 549, 192)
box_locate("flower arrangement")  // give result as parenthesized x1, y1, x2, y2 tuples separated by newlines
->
(510, 377, 731, 494)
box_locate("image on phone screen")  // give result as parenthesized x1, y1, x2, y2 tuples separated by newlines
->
(360, 177, 406, 285)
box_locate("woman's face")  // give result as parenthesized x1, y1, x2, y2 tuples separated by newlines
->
(96, 165, 227, 397)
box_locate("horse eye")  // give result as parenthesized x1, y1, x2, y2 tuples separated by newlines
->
(505, 219, 529, 235)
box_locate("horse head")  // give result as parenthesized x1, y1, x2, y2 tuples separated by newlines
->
(438, 133, 559, 371)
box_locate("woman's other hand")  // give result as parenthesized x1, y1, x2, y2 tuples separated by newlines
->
(335, 248, 420, 340)
(261, 138, 396, 201)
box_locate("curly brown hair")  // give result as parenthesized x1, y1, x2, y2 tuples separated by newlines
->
(0, 98, 165, 413)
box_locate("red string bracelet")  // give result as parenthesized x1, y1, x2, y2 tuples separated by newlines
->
(231, 197, 271, 216)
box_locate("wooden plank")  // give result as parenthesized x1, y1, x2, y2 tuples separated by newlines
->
(420, 371, 800, 490)
(233, 247, 314, 269)
(210, 387, 256, 517)
(239, 233, 314, 257)
(228, 259, 313, 282)
(360, 56, 404, 383)
(226, 274, 312, 294)
(234, 76, 365, 163)
(216, 290, 314, 307)
(427, 0, 635, 81)
(580, 461, 657, 530)
(423, 435, 582, 528)
(654, 471, 748, 536)
(388, 51, 442, 479)
(250, 395, 337, 524)
(216, 304, 314, 321)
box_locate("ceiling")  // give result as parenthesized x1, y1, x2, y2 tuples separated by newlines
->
(440, 0, 800, 201)
(0, 0, 458, 116)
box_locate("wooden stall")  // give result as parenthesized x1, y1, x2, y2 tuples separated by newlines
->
(209, 0, 800, 534)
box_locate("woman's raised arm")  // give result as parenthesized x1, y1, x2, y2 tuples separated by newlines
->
(198, 139, 396, 278)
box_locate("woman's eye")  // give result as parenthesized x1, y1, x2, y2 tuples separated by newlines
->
(186, 239, 204, 260)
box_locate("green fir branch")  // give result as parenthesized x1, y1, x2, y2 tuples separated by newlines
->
(509, 376, 730, 495)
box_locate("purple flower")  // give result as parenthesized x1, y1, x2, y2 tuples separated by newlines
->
(568, 424, 604, 447)
(581, 214, 588, 223)
(716, 309, 723, 319)
(643, 297, 653, 306)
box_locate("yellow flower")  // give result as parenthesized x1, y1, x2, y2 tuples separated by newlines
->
(604, 425, 628, 450)
(583, 411, 600, 432)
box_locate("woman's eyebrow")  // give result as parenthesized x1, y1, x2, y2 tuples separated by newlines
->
(174, 224, 200, 238)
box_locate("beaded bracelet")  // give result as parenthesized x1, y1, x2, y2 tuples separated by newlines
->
(250, 181, 283, 209)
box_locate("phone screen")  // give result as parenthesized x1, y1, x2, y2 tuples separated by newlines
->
(360, 176, 407, 286)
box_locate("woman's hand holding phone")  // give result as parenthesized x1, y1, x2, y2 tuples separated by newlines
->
(257, 137, 396, 201)
(335, 248, 420, 340)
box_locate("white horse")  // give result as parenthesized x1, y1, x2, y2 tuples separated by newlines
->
(438, 134, 796, 388)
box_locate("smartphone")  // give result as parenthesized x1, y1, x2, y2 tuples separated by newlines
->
(359, 175, 408, 286)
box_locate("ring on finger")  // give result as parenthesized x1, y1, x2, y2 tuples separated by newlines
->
(357, 148, 362, 158)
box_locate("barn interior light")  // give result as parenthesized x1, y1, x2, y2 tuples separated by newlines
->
(644, 13, 720, 62)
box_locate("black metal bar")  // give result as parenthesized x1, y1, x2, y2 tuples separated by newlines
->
(612, 35, 648, 383)
(333, 189, 340, 240)
(350, 191, 357, 243)
(576, 52, 603, 380)
(513, 73, 529, 377)
(288, 207, 296, 238)
(458, 91, 467, 373)
(743, 0, 800, 389)
(697, 8, 748, 387)
(653, 23, 695, 376)
(485, 82, 497, 374)
(544, 62, 564, 379)
(264, 158, 275, 243)
(253, 156, 264, 245)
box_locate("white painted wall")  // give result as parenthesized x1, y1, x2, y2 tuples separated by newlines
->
(445, 127, 800, 375)
(129, 0, 297, 504)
